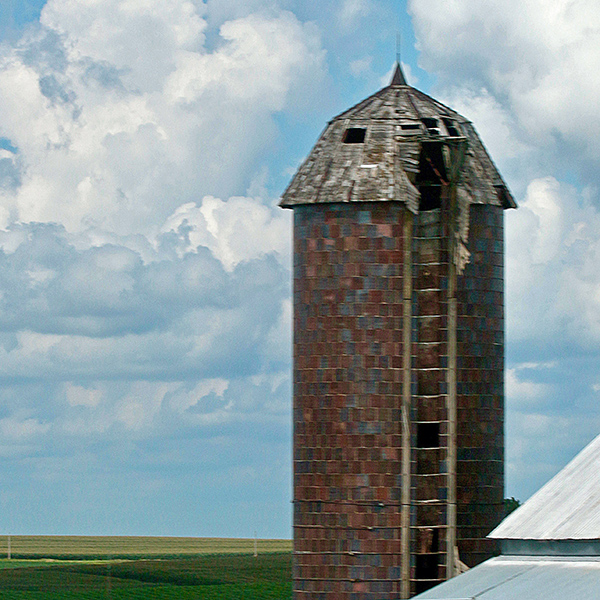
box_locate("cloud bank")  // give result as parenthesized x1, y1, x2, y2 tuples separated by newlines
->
(0, 0, 327, 536)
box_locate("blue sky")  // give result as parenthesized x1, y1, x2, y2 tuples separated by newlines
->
(0, 0, 599, 538)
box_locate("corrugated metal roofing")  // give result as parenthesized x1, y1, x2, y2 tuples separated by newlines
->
(491, 434, 600, 540)
(413, 556, 600, 600)
(279, 70, 516, 211)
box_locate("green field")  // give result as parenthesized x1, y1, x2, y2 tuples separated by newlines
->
(0, 537, 293, 599)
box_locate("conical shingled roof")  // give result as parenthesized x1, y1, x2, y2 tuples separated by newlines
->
(280, 63, 516, 211)
(491, 433, 600, 540)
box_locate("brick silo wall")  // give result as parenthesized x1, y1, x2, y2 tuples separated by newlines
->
(455, 204, 505, 567)
(292, 201, 409, 600)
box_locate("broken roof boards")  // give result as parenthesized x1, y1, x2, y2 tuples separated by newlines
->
(280, 63, 515, 212)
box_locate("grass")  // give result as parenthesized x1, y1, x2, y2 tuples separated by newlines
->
(0, 537, 293, 599)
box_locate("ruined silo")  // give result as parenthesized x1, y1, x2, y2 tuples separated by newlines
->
(280, 64, 516, 599)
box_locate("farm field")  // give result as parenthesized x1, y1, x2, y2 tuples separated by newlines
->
(0, 535, 291, 559)
(0, 537, 293, 599)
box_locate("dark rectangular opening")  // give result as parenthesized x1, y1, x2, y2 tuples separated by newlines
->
(342, 128, 366, 144)
(417, 422, 440, 448)
(401, 123, 420, 130)
(417, 143, 447, 182)
(442, 117, 460, 137)
(417, 143, 446, 211)
(415, 528, 440, 592)
(415, 551, 439, 581)
(418, 186, 442, 211)
(416, 554, 439, 577)
(421, 118, 438, 129)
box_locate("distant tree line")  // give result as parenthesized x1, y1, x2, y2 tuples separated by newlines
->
(503, 497, 521, 517)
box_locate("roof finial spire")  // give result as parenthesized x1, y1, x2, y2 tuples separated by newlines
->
(391, 61, 407, 86)
(391, 31, 407, 85)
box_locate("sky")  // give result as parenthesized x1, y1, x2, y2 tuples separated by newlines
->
(0, 0, 599, 539)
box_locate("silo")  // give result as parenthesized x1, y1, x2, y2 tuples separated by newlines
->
(280, 64, 515, 599)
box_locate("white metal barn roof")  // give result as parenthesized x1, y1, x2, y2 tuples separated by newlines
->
(412, 556, 600, 600)
(491, 434, 600, 540)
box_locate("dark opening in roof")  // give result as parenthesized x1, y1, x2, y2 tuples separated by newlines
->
(419, 187, 442, 211)
(342, 128, 366, 144)
(442, 117, 460, 137)
(421, 118, 440, 135)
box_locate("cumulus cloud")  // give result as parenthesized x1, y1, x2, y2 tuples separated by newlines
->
(409, 0, 600, 171)
(0, 0, 325, 235)
(162, 196, 290, 270)
(506, 177, 600, 349)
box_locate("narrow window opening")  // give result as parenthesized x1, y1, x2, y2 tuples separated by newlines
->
(415, 528, 440, 592)
(401, 123, 420, 130)
(416, 143, 446, 211)
(342, 128, 366, 144)
(442, 117, 460, 137)
(417, 422, 440, 448)
(416, 540, 439, 573)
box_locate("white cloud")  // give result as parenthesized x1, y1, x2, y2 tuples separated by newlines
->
(506, 178, 600, 346)
(0, 0, 308, 410)
(0, 3, 325, 237)
(350, 56, 372, 77)
(65, 382, 102, 407)
(409, 0, 600, 162)
(0, 416, 50, 439)
(338, 0, 370, 30)
(116, 382, 173, 430)
(168, 378, 229, 412)
(162, 195, 291, 271)
(506, 368, 548, 403)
